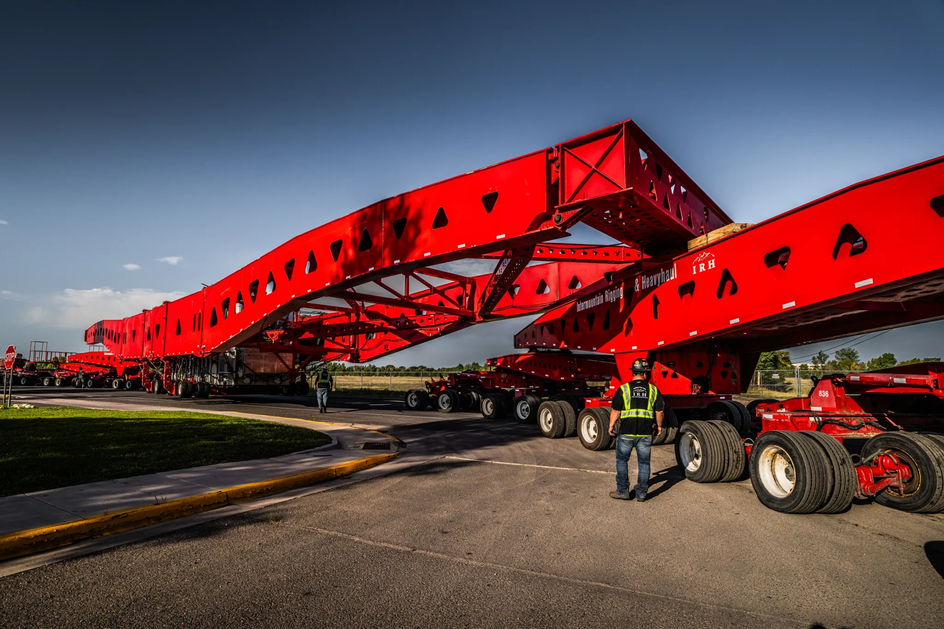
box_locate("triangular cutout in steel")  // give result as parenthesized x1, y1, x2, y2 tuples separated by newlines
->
(432, 207, 449, 229)
(482, 192, 499, 214)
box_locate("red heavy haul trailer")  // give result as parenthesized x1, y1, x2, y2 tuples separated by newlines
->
(71, 119, 943, 514)
(406, 350, 620, 421)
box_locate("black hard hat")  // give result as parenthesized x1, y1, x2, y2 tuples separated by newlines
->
(631, 358, 651, 374)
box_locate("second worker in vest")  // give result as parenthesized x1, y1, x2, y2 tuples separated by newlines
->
(315, 367, 333, 414)
(608, 358, 665, 502)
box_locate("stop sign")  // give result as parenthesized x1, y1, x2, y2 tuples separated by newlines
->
(4, 345, 15, 370)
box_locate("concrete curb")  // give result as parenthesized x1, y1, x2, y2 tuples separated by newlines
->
(0, 452, 397, 562)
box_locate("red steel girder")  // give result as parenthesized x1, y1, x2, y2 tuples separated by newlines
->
(84, 120, 725, 365)
(487, 351, 619, 383)
(481, 243, 643, 264)
(515, 155, 944, 380)
(555, 121, 731, 253)
(283, 259, 628, 362)
(477, 246, 535, 318)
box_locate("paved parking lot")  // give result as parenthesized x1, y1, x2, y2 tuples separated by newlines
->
(1, 387, 943, 628)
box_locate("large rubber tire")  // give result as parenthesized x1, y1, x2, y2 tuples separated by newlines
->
(799, 431, 856, 514)
(662, 407, 679, 445)
(111, 378, 123, 390)
(294, 381, 310, 396)
(457, 390, 475, 411)
(675, 420, 727, 483)
(176, 381, 193, 399)
(707, 401, 747, 436)
(707, 420, 747, 482)
(750, 430, 831, 514)
(549, 394, 580, 415)
(467, 390, 482, 411)
(559, 400, 577, 437)
(55, 377, 66, 387)
(480, 392, 506, 419)
(578, 407, 612, 451)
(42, 377, 53, 387)
(537, 401, 567, 439)
(194, 382, 210, 398)
(125, 379, 137, 391)
(437, 389, 459, 413)
(404, 389, 430, 411)
(729, 401, 752, 436)
(513, 395, 541, 423)
(861, 432, 944, 513)
(85, 379, 98, 389)
(19, 376, 31, 386)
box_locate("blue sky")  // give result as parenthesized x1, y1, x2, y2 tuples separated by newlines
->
(1, 0, 943, 366)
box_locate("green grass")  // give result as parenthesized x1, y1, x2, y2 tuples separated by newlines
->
(0, 407, 331, 497)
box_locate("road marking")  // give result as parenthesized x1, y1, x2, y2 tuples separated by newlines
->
(281, 523, 817, 626)
(442, 455, 609, 475)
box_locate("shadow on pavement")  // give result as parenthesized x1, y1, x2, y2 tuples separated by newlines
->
(926, 541, 944, 579)
(644, 467, 685, 500)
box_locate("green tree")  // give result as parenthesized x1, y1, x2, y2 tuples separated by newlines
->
(899, 357, 942, 366)
(811, 351, 830, 369)
(830, 348, 861, 372)
(866, 352, 897, 371)
(757, 351, 793, 370)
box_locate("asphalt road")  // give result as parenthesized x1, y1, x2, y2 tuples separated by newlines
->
(1, 386, 943, 628)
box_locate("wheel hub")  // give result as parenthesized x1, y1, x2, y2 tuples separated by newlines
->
(758, 445, 796, 498)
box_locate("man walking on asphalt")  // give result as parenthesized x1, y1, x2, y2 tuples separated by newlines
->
(608, 358, 665, 502)
(315, 367, 333, 413)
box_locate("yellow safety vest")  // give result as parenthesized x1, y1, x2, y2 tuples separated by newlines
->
(618, 382, 658, 437)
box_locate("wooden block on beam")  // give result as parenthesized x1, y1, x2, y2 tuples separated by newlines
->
(687, 223, 753, 251)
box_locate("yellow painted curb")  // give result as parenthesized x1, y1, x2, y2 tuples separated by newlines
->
(0, 452, 397, 562)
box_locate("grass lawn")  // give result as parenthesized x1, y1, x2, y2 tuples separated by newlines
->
(0, 407, 331, 497)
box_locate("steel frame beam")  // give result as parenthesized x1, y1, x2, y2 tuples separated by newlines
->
(77, 119, 943, 392)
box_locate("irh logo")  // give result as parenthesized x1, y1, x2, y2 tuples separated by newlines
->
(692, 251, 717, 275)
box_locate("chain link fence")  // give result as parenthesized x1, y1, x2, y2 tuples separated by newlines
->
(306, 371, 466, 393)
(746, 369, 830, 399)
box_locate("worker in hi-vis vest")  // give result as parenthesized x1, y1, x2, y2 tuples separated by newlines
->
(315, 367, 333, 414)
(608, 358, 665, 502)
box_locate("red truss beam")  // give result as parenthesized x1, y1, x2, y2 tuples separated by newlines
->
(555, 121, 731, 253)
(251, 259, 628, 362)
(84, 119, 725, 365)
(477, 246, 535, 318)
(515, 156, 944, 377)
(481, 243, 643, 264)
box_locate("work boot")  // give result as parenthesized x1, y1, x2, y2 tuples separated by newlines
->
(609, 491, 632, 500)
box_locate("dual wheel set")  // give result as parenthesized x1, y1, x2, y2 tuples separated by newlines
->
(2, 374, 90, 388)
(676, 421, 944, 514)
(148, 380, 211, 398)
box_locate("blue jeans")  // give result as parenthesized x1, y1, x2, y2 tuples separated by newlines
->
(615, 435, 652, 499)
(316, 387, 329, 410)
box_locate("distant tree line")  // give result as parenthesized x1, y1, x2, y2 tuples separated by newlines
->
(306, 362, 486, 375)
(758, 349, 941, 374)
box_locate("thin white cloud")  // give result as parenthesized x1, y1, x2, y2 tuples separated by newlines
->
(123, 263, 142, 271)
(23, 287, 185, 330)
(0, 219, 8, 225)
(157, 256, 183, 266)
